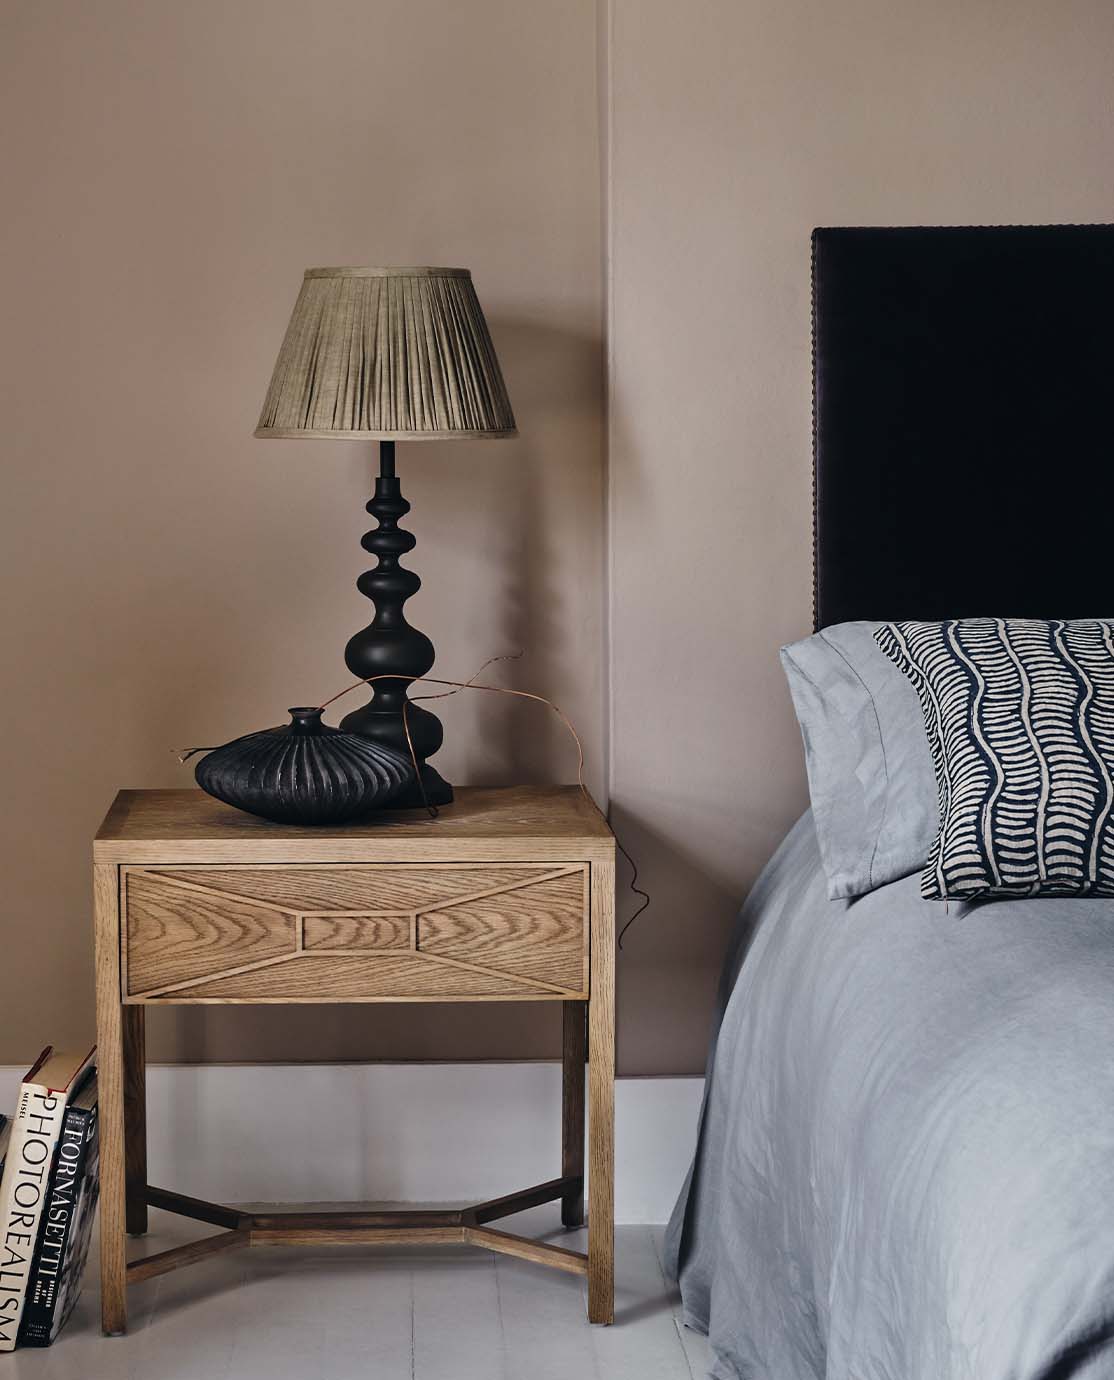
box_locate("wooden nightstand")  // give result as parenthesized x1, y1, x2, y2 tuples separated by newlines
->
(93, 785, 616, 1334)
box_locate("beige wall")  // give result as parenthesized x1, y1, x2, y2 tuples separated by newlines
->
(0, 0, 604, 1066)
(4, 0, 1114, 1076)
(607, 0, 1114, 1073)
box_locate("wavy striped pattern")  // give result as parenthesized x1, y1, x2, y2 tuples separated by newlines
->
(874, 619, 1114, 899)
(256, 267, 516, 439)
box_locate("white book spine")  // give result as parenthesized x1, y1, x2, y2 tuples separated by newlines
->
(0, 1083, 69, 1350)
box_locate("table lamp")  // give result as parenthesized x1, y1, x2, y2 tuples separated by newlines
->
(255, 266, 516, 807)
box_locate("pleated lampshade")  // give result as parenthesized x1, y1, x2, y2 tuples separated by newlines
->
(255, 266, 516, 440)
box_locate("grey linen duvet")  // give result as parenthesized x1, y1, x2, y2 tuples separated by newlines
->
(666, 812, 1114, 1380)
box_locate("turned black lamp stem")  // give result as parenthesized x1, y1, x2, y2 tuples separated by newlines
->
(337, 439, 453, 807)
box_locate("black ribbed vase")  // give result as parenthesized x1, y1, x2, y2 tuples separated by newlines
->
(194, 708, 415, 825)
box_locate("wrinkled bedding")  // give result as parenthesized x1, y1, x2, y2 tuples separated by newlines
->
(665, 812, 1114, 1380)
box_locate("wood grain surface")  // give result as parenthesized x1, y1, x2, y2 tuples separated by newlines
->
(123, 863, 588, 1001)
(157, 954, 563, 1001)
(126, 1230, 249, 1284)
(124, 871, 295, 994)
(464, 1226, 588, 1276)
(95, 786, 613, 865)
(152, 864, 566, 913)
(587, 856, 616, 1324)
(301, 915, 410, 950)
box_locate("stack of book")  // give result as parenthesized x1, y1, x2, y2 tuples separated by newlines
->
(0, 1047, 99, 1350)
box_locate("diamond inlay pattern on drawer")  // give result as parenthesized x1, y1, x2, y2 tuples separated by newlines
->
(122, 863, 589, 1002)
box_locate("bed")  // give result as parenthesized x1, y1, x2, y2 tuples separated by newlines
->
(665, 226, 1114, 1380)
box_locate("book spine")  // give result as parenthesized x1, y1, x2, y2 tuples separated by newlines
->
(17, 1105, 91, 1348)
(0, 1083, 69, 1350)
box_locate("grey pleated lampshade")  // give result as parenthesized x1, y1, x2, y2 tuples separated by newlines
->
(255, 267, 516, 440)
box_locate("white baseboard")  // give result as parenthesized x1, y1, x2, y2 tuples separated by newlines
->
(0, 1063, 702, 1225)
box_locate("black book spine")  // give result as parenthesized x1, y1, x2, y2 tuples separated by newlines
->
(17, 1104, 91, 1347)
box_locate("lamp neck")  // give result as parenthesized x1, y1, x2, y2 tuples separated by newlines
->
(379, 439, 396, 481)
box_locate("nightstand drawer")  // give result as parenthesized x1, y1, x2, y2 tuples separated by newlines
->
(121, 863, 590, 1002)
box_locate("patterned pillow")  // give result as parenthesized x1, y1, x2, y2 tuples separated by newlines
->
(873, 619, 1114, 900)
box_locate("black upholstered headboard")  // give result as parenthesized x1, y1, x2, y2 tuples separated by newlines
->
(812, 225, 1114, 630)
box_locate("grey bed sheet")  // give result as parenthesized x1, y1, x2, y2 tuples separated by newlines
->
(665, 811, 1114, 1380)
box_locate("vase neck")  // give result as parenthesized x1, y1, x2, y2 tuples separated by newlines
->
(287, 707, 325, 735)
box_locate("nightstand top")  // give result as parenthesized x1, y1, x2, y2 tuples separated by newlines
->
(94, 785, 614, 865)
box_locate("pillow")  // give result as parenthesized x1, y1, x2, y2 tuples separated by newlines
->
(780, 621, 937, 899)
(874, 618, 1114, 900)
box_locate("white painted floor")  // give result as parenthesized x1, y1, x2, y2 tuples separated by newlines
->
(7, 1207, 712, 1379)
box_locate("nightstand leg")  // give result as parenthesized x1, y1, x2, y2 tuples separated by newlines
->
(94, 864, 128, 1336)
(561, 1000, 586, 1227)
(123, 1006, 147, 1236)
(587, 858, 615, 1324)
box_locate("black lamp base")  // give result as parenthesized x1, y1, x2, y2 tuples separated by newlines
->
(340, 441, 453, 808)
(337, 704, 454, 808)
(396, 765, 454, 809)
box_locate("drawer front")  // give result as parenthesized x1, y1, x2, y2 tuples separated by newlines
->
(121, 863, 589, 1002)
